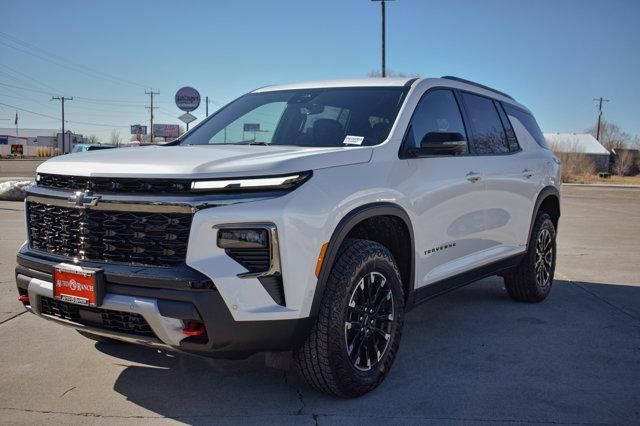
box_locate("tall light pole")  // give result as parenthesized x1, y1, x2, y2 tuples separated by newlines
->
(372, 0, 394, 77)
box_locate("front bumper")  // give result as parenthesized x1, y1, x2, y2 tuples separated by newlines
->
(16, 250, 312, 358)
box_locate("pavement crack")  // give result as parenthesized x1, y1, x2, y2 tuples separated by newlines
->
(295, 387, 306, 416)
(573, 282, 640, 323)
(0, 311, 26, 326)
(59, 387, 76, 398)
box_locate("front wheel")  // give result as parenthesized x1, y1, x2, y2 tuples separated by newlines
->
(504, 212, 557, 302)
(294, 239, 405, 397)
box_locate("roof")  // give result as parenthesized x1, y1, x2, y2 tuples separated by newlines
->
(543, 133, 609, 155)
(0, 128, 58, 138)
(253, 77, 413, 92)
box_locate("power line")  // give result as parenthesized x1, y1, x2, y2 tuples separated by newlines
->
(0, 31, 151, 89)
(0, 100, 127, 129)
(0, 81, 52, 96)
(0, 62, 60, 93)
(0, 101, 59, 121)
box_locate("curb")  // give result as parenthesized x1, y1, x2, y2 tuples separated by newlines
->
(562, 183, 640, 189)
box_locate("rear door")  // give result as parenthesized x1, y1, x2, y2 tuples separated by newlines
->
(398, 89, 490, 288)
(458, 92, 539, 255)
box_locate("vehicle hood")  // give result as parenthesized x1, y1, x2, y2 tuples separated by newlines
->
(37, 145, 374, 178)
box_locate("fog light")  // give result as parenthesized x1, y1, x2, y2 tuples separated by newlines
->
(217, 228, 268, 249)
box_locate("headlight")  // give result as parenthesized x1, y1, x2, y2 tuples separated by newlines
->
(191, 172, 311, 192)
(217, 228, 269, 249)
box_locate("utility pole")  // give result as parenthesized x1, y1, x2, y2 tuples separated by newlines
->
(145, 89, 160, 142)
(372, 0, 394, 77)
(593, 97, 610, 142)
(205, 96, 210, 117)
(52, 96, 73, 153)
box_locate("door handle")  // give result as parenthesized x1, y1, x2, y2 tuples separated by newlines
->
(522, 169, 536, 178)
(466, 172, 481, 183)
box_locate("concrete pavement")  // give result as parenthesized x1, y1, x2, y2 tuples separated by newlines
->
(0, 186, 638, 425)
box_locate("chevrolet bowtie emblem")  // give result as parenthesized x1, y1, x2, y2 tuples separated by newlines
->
(68, 190, 100, 208)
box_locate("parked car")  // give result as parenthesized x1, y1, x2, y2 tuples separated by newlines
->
(16, 77, 560, 397)
(71, 143, 116, 153)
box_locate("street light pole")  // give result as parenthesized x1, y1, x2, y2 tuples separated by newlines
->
(372, 0, 394, 77)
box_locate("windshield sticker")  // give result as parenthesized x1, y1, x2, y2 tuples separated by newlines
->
(343, 135, 365, 146)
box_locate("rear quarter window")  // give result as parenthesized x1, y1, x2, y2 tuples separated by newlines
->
(502, 103, 549, 149)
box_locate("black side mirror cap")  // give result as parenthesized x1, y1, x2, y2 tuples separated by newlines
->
(408, 132, 467, 157)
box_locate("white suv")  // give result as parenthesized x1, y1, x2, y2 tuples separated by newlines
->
(16, 77, 560, 397)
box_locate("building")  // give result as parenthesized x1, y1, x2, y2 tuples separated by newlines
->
(544, 133, 610, 173)
(0, 128, 86, 156)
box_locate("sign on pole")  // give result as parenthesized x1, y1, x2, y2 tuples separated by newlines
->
(130, 124, 147, 135)
(243, 123, 261, 132)
(178, 112, 197, 125)
(175, 87, 201, 112)
(153, 124, 180, 138)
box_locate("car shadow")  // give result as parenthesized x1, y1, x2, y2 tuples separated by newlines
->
(95, 276, 640, 425)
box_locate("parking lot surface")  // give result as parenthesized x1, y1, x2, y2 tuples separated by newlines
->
(0, 185, 638, 425)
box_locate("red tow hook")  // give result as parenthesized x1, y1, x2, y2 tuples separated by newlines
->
(181, 321, 206, 337)
(18, 295, 30, 304)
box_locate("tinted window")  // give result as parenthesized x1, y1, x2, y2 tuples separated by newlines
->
(502, 103, 548, 149)
(181, 87, 407, 147)
(406, 89, 468, 153)
(461, 92, 509, 154)
(495, 101, 520, 152)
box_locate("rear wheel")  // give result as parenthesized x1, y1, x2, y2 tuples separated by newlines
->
(294, 239, 405, 397)
(504, 212, 556, 302)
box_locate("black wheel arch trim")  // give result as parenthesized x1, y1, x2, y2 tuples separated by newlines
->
(310, 202, 415, 317)
(527, 186, 560, 246)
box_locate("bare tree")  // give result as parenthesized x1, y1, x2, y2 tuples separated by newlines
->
(586, 120, 631, 151)
(612, 149, 635, 176)
(87, 134, 100, 145)
(110, 130, 123, 146)
(548, 141, 596, 182)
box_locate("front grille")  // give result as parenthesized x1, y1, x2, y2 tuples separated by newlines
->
(226, 248, 270, 273)
(38, 173, 192, 194)
(40, 296, 155, 337)
(27, 202, 192, 266)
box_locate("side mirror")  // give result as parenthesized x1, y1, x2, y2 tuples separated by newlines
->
(410, 132, 467, 157)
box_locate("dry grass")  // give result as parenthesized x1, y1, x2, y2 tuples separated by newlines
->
(563, 174, 640, 185)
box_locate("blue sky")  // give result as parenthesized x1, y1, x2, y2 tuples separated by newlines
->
(2, 0, 639, 142)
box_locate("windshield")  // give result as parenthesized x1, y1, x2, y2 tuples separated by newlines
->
(180, 87, 408, 147)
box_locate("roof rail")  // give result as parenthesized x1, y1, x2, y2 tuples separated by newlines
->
(440, 76, 515, 100)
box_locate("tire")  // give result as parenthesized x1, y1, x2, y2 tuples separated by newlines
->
(294, 238, 405, 397)
(77, 330, 123, 344)
(504, 212, 557, 303)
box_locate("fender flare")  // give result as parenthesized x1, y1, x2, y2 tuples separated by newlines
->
(527, 186, 561, 245)
(309, 202, 415, 317)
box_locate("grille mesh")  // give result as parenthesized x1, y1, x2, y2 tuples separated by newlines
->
(27, 202, 191, 266)
(38, 173, 192, 194)
(40, 296, 155, 337)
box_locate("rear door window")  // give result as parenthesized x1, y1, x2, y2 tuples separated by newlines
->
(495, 101, 520, 152)
(460, 92, 509, 154)
(502, 103, 549, 149)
